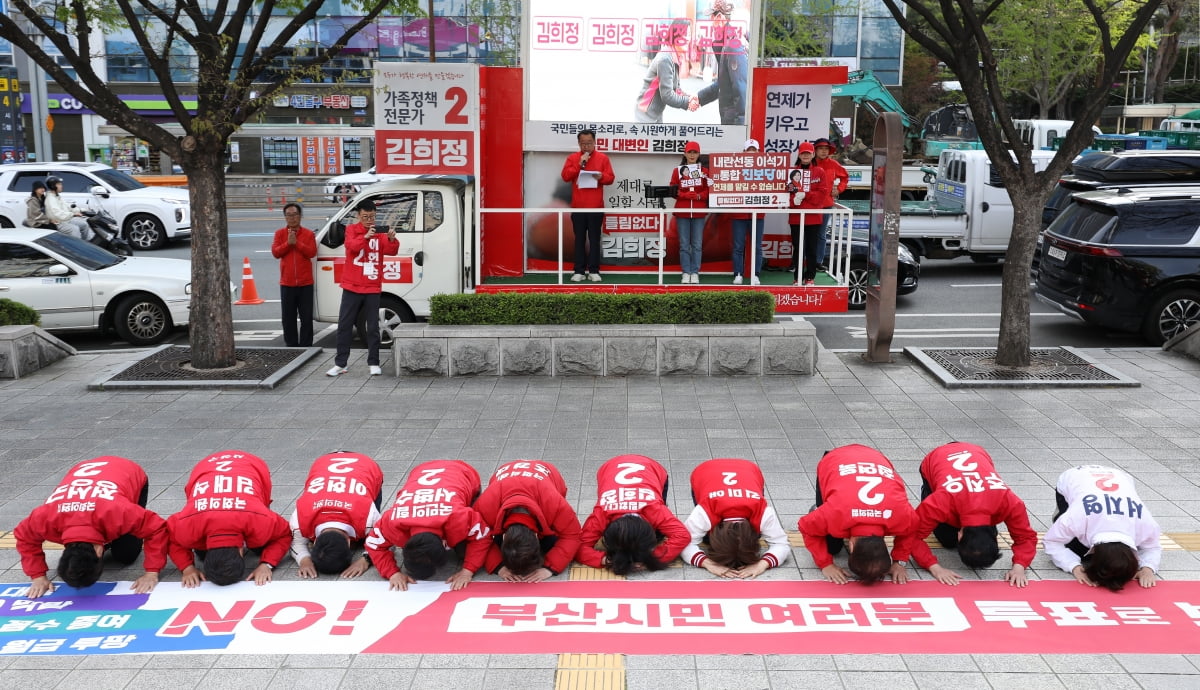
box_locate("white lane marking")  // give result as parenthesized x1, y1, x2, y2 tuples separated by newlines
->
(949, 283, 1003, 287)
(845, 326, 998, 339)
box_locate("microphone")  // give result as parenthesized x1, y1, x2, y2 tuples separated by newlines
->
(580, 154, 588, 169)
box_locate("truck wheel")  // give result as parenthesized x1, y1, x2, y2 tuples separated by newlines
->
(335, 184, 357, 205)
(113, 293, 173, 345)
(1142, 289, 1200, 345)
(846, 264, 869, 310)
(126, 214, 167, 250)
(356, 295, 415, 347)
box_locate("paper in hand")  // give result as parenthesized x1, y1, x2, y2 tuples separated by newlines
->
(577, 170, 601, 188)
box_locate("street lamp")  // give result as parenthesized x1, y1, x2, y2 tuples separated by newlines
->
(10, 6, 53, 162)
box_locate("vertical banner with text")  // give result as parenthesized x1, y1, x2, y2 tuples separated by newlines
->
(374, 62, 478, 175)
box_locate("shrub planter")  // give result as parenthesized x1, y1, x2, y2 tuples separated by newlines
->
(392, 321, 816, 377)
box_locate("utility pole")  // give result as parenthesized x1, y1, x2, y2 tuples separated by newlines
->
(11, 7, 52, 162)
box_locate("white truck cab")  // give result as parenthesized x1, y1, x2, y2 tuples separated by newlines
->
(313, 176, 475, 341)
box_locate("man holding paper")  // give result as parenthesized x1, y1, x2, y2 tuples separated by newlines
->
(561, 129, 616, 282)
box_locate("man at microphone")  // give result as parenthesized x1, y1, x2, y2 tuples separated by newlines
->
(560, 129, 615, 282)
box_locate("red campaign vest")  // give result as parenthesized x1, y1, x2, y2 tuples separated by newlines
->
(381, 459, 482, 535)
(690, 458, 769, 528)
(295, 452, 385, 539)
(813, 444, 913, 537)
(592, 455, 668, 517)
(919, 442, 1019, 527)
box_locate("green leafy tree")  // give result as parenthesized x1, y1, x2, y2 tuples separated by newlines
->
(761, 0, 832, 60)
(0, 0, 420, 368)
(881, 0, 1161, 367)
(989, 0, 1124, 118)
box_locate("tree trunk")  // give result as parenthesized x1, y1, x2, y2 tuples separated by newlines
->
(995, 180, 1044, 367)
(184, 144, 236, 369)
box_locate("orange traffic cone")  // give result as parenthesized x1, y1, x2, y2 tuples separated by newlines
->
(234, 257, 265, 305)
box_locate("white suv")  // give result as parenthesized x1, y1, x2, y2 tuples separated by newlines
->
(0, 162, 190, 250)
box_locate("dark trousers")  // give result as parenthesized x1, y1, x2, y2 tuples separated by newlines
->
(335, 290, 381, 367)
(790, 223, 823, 281)
(1053, 490, 1089, 557)
(280, 284, 314, 347)
(108, 482, 149, 565)
(571, 212, 605, 274)
(813, 479, 844, 556)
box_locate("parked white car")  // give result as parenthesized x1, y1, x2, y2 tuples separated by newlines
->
(0, 227, 193, 345)
(0, 162, 190, 250)
(323, 167, 411, 203)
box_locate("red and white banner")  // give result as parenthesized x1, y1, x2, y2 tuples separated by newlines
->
(3, 580, 1199, 656)
(374, 62, 478, 175)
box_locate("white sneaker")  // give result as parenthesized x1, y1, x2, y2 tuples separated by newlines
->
(751, 276, 761, 286)
(326, 365, 347, 377)
(732, 275, 743, 285)
(369, 365, 383, 376)
(691, 273, 700, 284)
(571, 273, 585, 282)
(589, 273, 602, 282)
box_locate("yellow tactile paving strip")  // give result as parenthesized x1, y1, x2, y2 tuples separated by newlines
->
(554, 653, 624, 690)
(561, 567, 624, 688)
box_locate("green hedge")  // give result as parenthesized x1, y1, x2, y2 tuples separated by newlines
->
(430, 291, 775, 325)
(0, 298, 40, 327)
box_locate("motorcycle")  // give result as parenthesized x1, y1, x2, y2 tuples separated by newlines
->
(75, 197, 133, 256)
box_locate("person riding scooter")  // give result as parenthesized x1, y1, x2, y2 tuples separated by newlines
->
(25, 182, 55, 230)
(43, 176, 125, 252)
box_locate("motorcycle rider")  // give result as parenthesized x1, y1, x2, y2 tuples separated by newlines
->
(25, 182, 55, 229)
(44, 176, 114, 245)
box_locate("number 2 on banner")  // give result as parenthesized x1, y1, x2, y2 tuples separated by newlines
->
(445, 87, 468, 125)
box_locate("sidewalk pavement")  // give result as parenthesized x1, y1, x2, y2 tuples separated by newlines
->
(1, 342, 1199, 688)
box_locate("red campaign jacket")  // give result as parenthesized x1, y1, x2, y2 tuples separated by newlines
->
(690, 458, 769, 528)
(577, 455, 688, 568)
(271, 226, 317, 287)
(892, 442, 1038, 569)
(365, 460, 492, 579)
(340, 223, 400, 294)
(294, 452, 385, 540)
(561, 150, 615, 208)
(166, 450, 291, 571)
(815, 156, 849, 197)
(473, 460, 582, 575)
(670, 164, 710, 218)
(786, 164, 832, 226)
(15, 457, 168, 578)
(797, 444, 918, 569)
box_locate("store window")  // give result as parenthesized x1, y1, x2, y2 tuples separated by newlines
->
(262, 137, 299, 174)
(343, 137, 362, 173)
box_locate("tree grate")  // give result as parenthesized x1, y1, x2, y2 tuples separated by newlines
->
(921, 348, 1120, 381)
(108, 346, 310, 382)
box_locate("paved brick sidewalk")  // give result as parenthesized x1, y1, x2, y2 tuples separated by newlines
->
(1, 344, 1198, 688)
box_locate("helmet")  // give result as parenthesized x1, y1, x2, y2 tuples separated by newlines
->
(45, 176, 62, 189)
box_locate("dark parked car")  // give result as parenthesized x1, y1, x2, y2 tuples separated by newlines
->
(836, 228, 920, 309)
(1035, 187, 1200, 345)
(1034, 151, 1200, 279)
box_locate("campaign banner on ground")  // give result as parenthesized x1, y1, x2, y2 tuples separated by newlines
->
(3, 580, 1199, 656)
(373, 61, 478, 175)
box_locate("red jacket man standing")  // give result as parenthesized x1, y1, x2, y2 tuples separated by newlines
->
(798, 444, 919, 584)
(560, 129, 616, 282)
(271, 202, 317, 347)
(893, 442, 1038, 587)
(290, 451, 385, 579)
(474, 460, 582, 582)
(366, 459, 492, 591)
(15, 456, 168, 598)
(576, 455, 688, 574)
(327, 198, 400, 377)
(166, 450, 291, 587)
